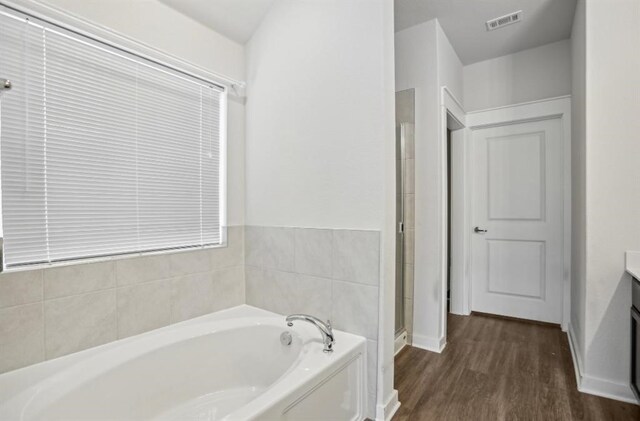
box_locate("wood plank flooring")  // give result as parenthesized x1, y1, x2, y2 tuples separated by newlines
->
(394, 313, 640, 420)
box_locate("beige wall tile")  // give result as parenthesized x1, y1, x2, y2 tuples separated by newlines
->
(211, 226, 244, 269)
(44, 261, 115, 300)
(211, 266, 244, 312)
(245, 266, 295, 315)
(244, 226, 264, 268)
(331, 280, 378, 340)
(245, 226, 294, 271)
(262, 227, 295, 271)
(246, 267, 331, 319)
(404, 123, 415, 159)
(116, 254, 171, 286)
(0, 226, 249, 373)
(45, 290, 117, 359)
(404, 158, 415, 194)
(404, 229, 414, 265)
(404, 263, 414, 299)
(332, 230, 380, 286)
(403, 194, 415, 230)
(171, 272, 214, 323)
(169, 249, 211, 277)
(282, 274, 332, 321)
(117, 279, 172, 338)
(244, 266, 263, 308)
(294, 228, 333, 278)
(0, 270, 43, 309)
(404, 297, 414, 340)
(0, 303, 44, 374)
(395, 89, 415, 125)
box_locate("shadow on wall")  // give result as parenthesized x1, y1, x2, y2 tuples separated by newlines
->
(584, 272, 632, 385)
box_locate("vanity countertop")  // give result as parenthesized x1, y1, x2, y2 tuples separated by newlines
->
(626, 251, 640, 280)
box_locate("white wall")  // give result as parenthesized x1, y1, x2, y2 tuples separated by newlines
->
(379, 0, 399, 417)
(463, 39, 571, 112)
(436, 23, 463, 102)
(22, 0, 247, 226)
(244, 0, 396, 417)
(570, 0, 586, 372)
(580, 0, 640, 397)
(395, 19, 463, 350)
(395, 20, 439, 348)
(30, 0, 244, 79)
(244, 0, 388, 231)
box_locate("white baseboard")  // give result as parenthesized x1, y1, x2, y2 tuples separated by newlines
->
(412, 333, 446, 353)
(567, 323, 638, 405)
(580, 375, 638, 404)
(567, 323, 584, 389)
(449, 309, 470, 316)
(394, 331, 407, 356)
(376, 389, 400, 421)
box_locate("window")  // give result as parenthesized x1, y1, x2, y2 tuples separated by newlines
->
(0, 7, 226, 269)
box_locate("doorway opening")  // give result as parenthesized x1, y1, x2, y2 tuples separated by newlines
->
(443, 97, 573, 348)
(443, 108, 466, 341)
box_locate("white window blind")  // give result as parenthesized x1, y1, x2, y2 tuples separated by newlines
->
(0, 9, 225, 268)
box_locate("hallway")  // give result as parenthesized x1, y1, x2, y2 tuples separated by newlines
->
(393, 314, 640, 420)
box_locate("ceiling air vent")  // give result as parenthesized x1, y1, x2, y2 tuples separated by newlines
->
(486, 10, 522, 31)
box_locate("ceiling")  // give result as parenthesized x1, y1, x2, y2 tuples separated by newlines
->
(159, 0, 275, 44)
(395, 0, 577, 65)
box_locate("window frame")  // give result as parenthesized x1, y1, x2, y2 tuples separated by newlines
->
(0, 1, 230, 272)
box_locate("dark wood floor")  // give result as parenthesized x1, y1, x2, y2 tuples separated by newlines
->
(394, 313, 640, 420)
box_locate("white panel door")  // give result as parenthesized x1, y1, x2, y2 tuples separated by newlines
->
(471, 118, 563, 323)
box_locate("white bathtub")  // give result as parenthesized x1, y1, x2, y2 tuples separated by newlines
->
(0, 305, 367, 420)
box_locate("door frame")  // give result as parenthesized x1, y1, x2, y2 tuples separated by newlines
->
(461, 95, 572, 331)
(440, 87, 467, 347)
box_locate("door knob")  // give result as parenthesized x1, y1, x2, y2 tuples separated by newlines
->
(474, 227, 487, 233)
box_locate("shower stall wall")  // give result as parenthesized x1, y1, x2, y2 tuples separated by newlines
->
(395, 89, 415, 345)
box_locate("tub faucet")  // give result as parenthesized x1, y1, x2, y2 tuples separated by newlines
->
(286, 314, 335, 353)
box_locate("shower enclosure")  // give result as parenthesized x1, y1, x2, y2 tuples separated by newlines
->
(395, 89, 415, 345)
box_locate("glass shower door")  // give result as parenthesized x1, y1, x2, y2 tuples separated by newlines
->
(395, 88, 415, 343)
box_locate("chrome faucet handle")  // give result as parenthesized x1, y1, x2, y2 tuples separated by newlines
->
(324, 320, 334, 352)
(285, 314, 335, 353)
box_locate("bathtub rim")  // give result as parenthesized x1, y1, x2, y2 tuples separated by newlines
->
(0, 305, 367, 420)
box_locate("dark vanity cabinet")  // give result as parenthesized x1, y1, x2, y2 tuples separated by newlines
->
(632, 276, 640, 401)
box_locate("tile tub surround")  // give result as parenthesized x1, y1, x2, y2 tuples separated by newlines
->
(245, 225, 381, 416)
(0, 226, 245, 374)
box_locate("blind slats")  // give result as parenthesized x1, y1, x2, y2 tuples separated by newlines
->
(0, 9, 224, 268)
